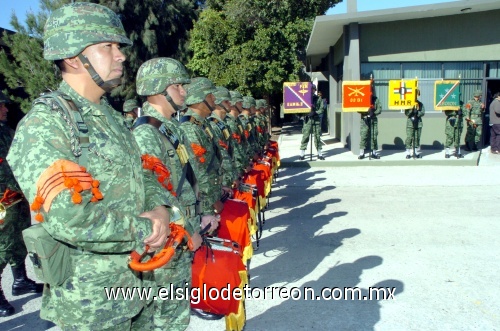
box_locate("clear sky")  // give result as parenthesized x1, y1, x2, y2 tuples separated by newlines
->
(0, 0, 459, 31)
(327, 0, 458, 15)
(0, 0, 40, 30)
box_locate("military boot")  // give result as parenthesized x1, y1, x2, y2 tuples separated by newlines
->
(0, 278, 15, 317)
(11, 263, 44, 296)
(463, 142, 472, 151)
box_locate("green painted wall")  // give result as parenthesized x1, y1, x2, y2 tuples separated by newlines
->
(360, 10, 500, 62)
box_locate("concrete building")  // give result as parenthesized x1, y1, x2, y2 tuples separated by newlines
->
(307, 0, 500, 154)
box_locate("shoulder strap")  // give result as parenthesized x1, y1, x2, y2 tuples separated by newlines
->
(133, 116, 180, 149)
(134, 115, 196, 199)
(34, 92, 90, 168)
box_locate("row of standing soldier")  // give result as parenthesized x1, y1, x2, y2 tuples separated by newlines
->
(1, 2, 277, 331)
(299, 87, 485, 160)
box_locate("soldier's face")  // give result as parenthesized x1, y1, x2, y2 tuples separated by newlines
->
(221, 100, 231, 111)
(81, 42, 125, 82)
(166, 84, 186, 107)
(0, 102, 8, 122)
(206, 93, 216, 109)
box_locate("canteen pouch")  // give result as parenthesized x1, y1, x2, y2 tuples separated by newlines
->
(22, 224, 71, 286)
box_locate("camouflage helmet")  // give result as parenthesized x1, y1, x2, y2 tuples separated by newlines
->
(0, 91, 10, 104)
(229, 90, 244, 106)
(123, 99, 139, 113)
(43, 2, 132, 60)
(256, 99, 268, 109)
(473, 90, 482, 97)
(213, 86, 231, 105)
(184, 77, 217, 106)
(242, 96, 256, 109)
(136, 57, 190, 96)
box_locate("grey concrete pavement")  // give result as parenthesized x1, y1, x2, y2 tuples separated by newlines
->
(2, 122, 499, 330)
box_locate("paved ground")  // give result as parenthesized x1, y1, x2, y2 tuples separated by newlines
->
(1, 122, 499, 330)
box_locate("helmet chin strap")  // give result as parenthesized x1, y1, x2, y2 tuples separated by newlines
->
(219, 103, 229, 112)
(78, 54, 122, 93)
(235, 105, 243, 113)
(161, 90, 181, 111)
(203, 100, 215, 112)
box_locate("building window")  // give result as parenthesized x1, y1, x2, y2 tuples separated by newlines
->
(360, 62, 483, 113)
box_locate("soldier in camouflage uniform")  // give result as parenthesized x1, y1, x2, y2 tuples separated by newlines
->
(464, 90, 485, 151)
(123, 98, 141, 129)
(6, 3, 176, 329)
(404, 92, 425, 159)
(255, 99, 271, 147)
(359, 95, 382, 160)
(444, 107, 464, 158)
(180, 78, 224, 224)
(0, 92, 43, 317)
(135, 57, 219, 331)
(240, 96, 261, 160)
(299, 84, 325, 160)
(209, 87, 239, 189)
(226, 91, 251, 175)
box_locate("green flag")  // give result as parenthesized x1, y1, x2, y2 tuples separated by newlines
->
(434, 80, 461, 110)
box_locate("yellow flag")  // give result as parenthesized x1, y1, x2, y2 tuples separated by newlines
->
(388, 79, 418, 110)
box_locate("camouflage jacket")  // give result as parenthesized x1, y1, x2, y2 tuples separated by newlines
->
(0, 122, 21, 193)
(132, 102, 200, 236)
(239, 113, 260, 156)
(7, 81, 175, 251)
(207, 113, 238, 186)
(445, 110, 463, 128)
(360, 97, 382, 122)
(404, 100, 425, 128)
(179, 108, 222, 215)
(465, 99, 485, 124)
(224, 114, 248, 175)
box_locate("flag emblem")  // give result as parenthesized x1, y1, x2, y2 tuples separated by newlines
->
(388, 79, 418, 110)
(283, 82, 312, 114)
(342, 80, 372, 112)
(434, 80, 461, 110)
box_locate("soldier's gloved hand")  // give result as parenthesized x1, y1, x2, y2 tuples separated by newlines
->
(308, 110, 317, 117)
(201, 214, 220, 233)
(369, 109, 375, 117)
(140, 205, 171, 251)
(457, 110, 463, 116)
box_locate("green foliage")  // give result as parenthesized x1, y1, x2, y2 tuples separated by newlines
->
(187, 0, 341, 101)
(0, 0, 66, 113)
(0, 0, 202, 112)
(102, 0, 202, 99)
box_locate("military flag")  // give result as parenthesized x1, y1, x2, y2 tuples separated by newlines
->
(434, 80, 461, 111)
(283, 82, 311, 114)
(342, 80, 372, 112)
(388, 79, 418, 110)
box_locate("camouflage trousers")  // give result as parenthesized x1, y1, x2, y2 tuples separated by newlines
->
(300, 116, 322, 151)
(359, 118, 378, 150)
(40, 251, 155, 330)
(0, 199, 30, 271)
(465, 123, 482, 145)
(154, 249, 193, 331)
(405, 126, 422, 149)
(445, 119, 462, 148)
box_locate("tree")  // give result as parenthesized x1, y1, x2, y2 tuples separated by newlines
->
(0, 0, 65, 113)
(0, 0, 203, 113)
(102, 0, 202, 100)
(187, 0, 341, 122)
